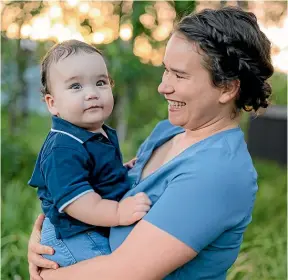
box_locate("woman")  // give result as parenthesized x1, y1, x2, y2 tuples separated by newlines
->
(28, 6, 273, 280)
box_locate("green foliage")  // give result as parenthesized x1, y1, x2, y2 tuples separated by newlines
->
(172, 0, 197, 19)
(1, 134, 37, 185)
(131, 1, 150, 40)
(269, 72, 287, 105)
(227, 160, 287, 280)
(1, 181, 40, 280)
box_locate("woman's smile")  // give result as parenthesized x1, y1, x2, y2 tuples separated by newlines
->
(167, 100, 186, 111)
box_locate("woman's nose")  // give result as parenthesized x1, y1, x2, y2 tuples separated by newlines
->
(158, 80, 174, 95)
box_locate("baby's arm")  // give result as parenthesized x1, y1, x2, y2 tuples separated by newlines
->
(64, 191, 151, 227)
(42, 147, 151, 228)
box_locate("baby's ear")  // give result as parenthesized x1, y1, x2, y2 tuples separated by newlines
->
(44, 94, 59, 115)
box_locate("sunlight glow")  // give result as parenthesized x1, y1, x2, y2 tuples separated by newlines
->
(30, 16, 51, 40)
(79, 3, 90, 14)
(2, 2, 288, 70)
(66, 0, 79, 8)
(119, 24, 132, 41)
(152, 23, 172, 41)
(133, 36, 152, 59)
(89, 8, 101, 18)
(20, 24, 32, 38)
(260, 17, 288, 73)
(151, 49, 164, 66)
(6, 23, 19, 39)
(92, 32, 105, 44)
(71, 32, 85, 42)
(140, 14, 155, 29)
(49, 5, 62, 19)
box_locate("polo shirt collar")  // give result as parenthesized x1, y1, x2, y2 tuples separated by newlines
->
(51, 116, 110, 144)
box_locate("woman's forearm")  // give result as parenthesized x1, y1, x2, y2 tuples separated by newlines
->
(41, 252, 159, 280)
(42, 255, 116, 280)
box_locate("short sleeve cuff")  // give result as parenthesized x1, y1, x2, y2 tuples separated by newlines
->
(143, 215, 201, 253)
(56, 184, 94, 213)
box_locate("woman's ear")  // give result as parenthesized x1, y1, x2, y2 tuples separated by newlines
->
(44, 94, 59, 115)
(219, 80, 240, 104)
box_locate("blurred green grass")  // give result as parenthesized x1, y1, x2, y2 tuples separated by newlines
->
(269, 72, 287, 106)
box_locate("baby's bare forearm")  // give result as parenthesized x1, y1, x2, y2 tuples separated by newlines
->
(91, 199, 120, 226)
(64, 192, 120, 227)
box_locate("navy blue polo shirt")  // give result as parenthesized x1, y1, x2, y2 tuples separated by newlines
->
(28, 116, 130, 239)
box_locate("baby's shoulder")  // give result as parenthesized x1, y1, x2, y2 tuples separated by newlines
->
(40, 131, 87, 160)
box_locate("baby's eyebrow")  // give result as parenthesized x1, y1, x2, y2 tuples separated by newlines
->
(97, 74, 109, 79)
(64, 74, 109, 83)
(64, 76, 81, 84)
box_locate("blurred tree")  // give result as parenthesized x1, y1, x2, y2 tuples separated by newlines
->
(1, 1, 43, 135)
(1, 1, 196, 141)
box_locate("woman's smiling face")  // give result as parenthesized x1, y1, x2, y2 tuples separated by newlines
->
(158, 33, 232, 131)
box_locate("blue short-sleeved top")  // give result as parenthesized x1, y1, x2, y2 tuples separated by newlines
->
(28, 116, 130, 239)
(109, 120, 258, 280)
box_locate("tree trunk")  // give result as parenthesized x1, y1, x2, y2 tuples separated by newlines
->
(7, 39, 30, 135)
(18, 45, 30, 123)
(115, 88, 129, 144)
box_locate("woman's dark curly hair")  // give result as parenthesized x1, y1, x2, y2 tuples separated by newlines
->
(40, 40, 114, 99)
(175, 6, 274, 112)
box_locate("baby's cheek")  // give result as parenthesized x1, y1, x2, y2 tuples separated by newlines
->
(104, 95, 114, 114)
(70, 99, 84, 112)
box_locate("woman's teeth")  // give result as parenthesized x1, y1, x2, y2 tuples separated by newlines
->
(168, 100, 186, 108)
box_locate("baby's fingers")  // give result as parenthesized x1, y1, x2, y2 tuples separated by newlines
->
(134, 192, 152, 205)
(135, 204, 150, 213)
(133, 211, 147, 221)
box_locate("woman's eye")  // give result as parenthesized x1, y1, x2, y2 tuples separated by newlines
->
(176, 74, 184, 79)
(96, 80, 107, 86)
(69, 83, 82, 90)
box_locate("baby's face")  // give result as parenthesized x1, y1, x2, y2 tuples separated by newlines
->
(45, 52, 114, 132)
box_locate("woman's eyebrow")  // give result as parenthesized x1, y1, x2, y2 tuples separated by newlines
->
(162, 62, 189, 75)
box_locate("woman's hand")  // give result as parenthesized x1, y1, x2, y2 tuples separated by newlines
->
(28, 214, 59, 280)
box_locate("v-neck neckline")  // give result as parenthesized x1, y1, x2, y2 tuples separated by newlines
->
(136, 126, 241, 185)
(137, 127, 184, 184)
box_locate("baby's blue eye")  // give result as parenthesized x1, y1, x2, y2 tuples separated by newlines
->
(96, 80, 106, 86)
(69, 83, 82, 90)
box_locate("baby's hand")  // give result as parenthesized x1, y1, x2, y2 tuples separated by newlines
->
(117, 192, 152, 225)
(124, 157, 137, 169)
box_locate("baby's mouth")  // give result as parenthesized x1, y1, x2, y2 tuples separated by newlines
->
(85, 105, 103, 111)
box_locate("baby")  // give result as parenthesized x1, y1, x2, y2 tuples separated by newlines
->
(28, 40, 151, 267)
